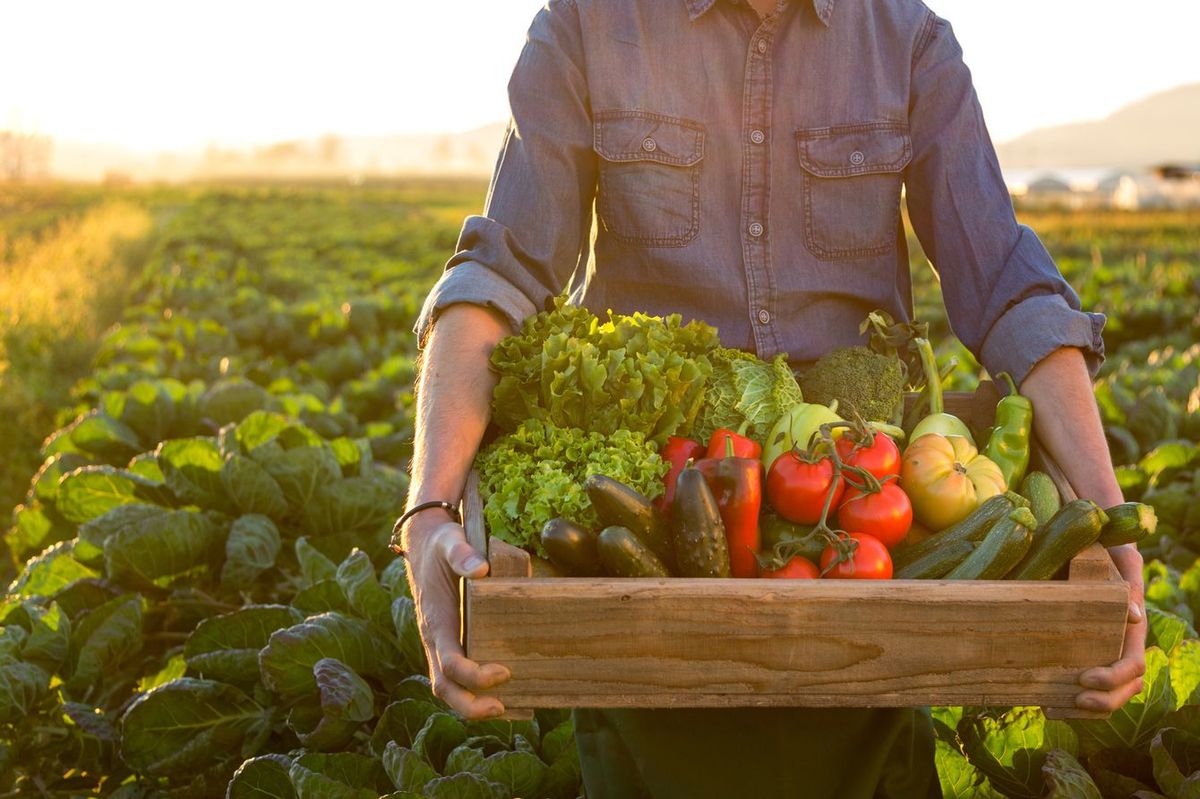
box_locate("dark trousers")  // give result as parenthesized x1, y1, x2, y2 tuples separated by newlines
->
(574, 707, 942, 799)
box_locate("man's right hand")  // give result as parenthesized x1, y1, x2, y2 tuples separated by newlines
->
(404, 514, 511, 720)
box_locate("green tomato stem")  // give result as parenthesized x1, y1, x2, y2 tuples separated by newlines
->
(812, 421, 858, 571)
(916, 337, 944, 416)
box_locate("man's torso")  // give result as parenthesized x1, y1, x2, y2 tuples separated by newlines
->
(565, 0, 934, 364)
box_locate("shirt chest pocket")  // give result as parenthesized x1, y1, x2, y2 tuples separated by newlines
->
(593, 111, 705, 247)
(795, 124, 912, 260)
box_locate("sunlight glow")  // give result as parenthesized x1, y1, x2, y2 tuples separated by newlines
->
(3, 0, 1198, 150)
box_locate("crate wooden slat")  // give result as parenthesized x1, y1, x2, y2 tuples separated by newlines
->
(467, 572, 1126, 709)
(462, 385, 1131, 717)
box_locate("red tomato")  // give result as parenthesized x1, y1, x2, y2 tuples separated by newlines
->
(761, 555, 820, 579)
(836, 483, 913, 549)
(766, 452, 844, 524)
(835, 431, 901, 480)
(820, 532, 893, 579)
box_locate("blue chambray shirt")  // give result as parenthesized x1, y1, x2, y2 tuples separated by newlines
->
(415, 0, 1106, 385)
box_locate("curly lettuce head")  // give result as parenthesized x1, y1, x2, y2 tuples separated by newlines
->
(489, 297, 719, 446)
(474, 420, 667, 557)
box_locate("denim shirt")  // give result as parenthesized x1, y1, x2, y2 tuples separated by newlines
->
(415, 0, 1105, 384)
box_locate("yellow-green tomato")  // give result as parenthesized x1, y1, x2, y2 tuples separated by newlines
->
(761, 401, 843, 472)
(900, 433, 1006, 531)
(908, 413, 975, 447)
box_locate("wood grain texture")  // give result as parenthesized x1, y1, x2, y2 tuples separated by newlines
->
(942, 383, 1002, 431)
(462, 470, 486, 554)
(466, 577, 1128, 709)
(464, 385, 1130, 711)
(489, 538, 532, 578)
(1069, 543, 1124, 583)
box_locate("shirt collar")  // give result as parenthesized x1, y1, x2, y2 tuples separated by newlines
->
(684, 0, 834, 26)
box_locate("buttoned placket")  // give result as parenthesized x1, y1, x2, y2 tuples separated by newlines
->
(740, 8, 784, 357)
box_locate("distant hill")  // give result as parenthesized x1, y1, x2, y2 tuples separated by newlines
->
(996, 83, 1200, 170)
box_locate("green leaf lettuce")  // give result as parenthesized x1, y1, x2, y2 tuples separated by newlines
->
(475, 420, 667, 556)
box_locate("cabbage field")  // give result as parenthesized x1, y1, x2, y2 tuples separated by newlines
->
(0, 184, 1198, 798)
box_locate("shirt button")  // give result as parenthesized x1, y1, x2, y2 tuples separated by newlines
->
(750, 129, 765, 145)
(756, 38, 768, 54)
(749, 222, 764, 238)
(642, 137, 657, 153)
(758, 309, 771, 325)
(849, 150, 865, 166)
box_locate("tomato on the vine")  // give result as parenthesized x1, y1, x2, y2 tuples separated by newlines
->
(835, 430, 901, 480)
(766, 452, 844, 524)
(836, 483, 913, 549)
(761, 555, 820, 579)
(820, 532, 893, 579)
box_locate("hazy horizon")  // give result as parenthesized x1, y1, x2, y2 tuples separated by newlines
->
(5, 0, 1200, 179)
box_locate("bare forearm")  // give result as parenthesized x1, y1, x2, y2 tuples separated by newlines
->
(408, 303, 511, 509)
(1020, 346, 1123, 507)
(1024, 349, 1145, 711)
(399, 303, 514, 719)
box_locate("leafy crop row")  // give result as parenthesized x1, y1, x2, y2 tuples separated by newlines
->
(1, 188, 1197, 798)
(1, 189, 579, 798)
(0, 198, 156, 519)
(916, 210, 1200, 797)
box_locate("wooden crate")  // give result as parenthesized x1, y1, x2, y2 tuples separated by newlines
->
(462, 383, 1131, 718)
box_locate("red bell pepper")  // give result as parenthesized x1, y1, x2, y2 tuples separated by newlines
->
(706, 427, 762, 460)
(657, 436, 707, 516)
(695, 438, 763, 577)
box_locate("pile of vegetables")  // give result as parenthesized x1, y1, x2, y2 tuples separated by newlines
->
(476, 299, 808, 561)
(509, 304, 1161, 587)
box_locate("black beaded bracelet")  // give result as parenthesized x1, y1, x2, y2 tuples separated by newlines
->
(389, 500, 462, 556)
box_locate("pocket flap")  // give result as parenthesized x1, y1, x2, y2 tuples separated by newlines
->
(796, 123, 912, 178)
(594, 111, 705, 166)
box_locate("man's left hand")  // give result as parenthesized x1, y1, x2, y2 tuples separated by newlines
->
(1075, 544, 1146, 712)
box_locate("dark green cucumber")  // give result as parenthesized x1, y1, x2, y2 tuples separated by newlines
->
(944, 507, 1036, 580)
(671, 467, 731, 578)
(540, 518, 600, 576)
(891, 494, 1016, 570)
(1019, 471, 1061, 528)
(894, 539, 976, 579)
(1098, 502, 1157, 547)
(585, 474, 675, 570)
(597, 526, 670, 578)
(1008, 499, 1109, 580)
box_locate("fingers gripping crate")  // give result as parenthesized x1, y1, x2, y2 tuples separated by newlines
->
(460, 383, 1130, 719)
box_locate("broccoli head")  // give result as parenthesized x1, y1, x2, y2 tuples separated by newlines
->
(798, 346, 905, 424)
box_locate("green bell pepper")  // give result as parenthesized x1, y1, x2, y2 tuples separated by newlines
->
(984, 371, 1033, 490)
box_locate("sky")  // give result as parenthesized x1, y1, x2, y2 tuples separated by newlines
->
(3, 0, 1200, 151)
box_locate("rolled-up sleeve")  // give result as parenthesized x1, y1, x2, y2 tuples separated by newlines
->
(414, 0, 597, 347)
(904, 13, 1105, 385)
